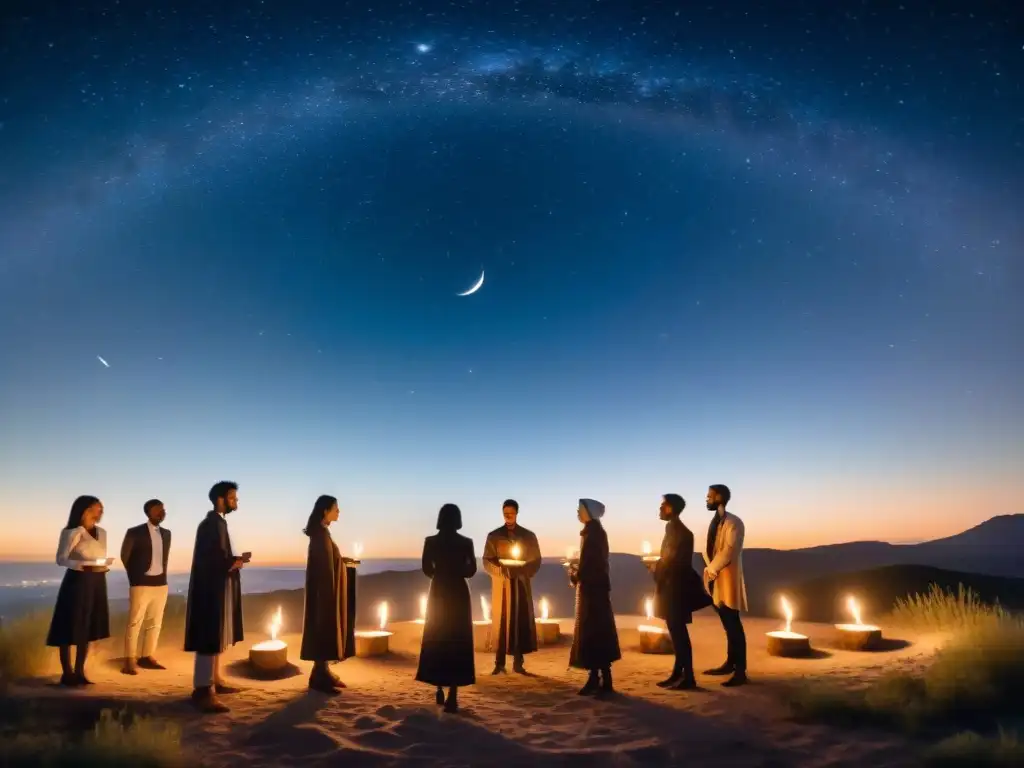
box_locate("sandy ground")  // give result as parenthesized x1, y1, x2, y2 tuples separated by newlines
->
(11, 613, 940, 767)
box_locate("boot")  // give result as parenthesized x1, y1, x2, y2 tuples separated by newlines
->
(703, 662, 734, 676)
(722, 670, 748, 687)
(670, 670, 698, 690)
(435, 687, 445, 706)
(578, 670, 600, 696)
(597, 667, 615, 697)
(657, 665, 683, 688)
(443, 687, 459, 713)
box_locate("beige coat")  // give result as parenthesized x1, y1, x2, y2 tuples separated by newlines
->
(704, 512, 748, 612)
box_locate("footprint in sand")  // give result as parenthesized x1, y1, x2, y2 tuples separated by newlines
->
(374, 705, 399, 721)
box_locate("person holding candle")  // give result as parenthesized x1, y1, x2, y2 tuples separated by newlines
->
(184, 481, 250, 713)
(46, 495, 113, 686)
(702, 484, 748, 687)
(120, 498, 172, 676)
(482, 499, 542, 675)
(568, 498, 621, 696)
(416, 503, 477, 713)
(300, 494, 352, 693)
(647, 493, 712, 690)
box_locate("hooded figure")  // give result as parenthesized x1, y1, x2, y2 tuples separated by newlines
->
(568, 498, 621, 696)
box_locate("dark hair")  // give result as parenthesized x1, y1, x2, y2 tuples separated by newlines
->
(502, 499, 519, 512)
(663, 493, 686, 516)
(303, 494, 338, 536)
(66, 495, 100, 530)
(208, 481, 238, 506)
(437, 503, 463, 532)
(709, 484, 732, 506)
(143, 499, 163, 517)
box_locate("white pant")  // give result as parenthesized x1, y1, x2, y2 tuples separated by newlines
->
(193, 653, 222, 688)
(124, 585, 168, 661)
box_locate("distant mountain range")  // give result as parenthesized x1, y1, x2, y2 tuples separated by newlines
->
(342, 513, 1024, 623)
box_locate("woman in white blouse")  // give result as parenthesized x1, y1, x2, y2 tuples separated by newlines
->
(46, 495, 113, 685)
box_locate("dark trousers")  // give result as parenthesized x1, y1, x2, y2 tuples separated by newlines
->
(665, 615, 693, 676)
(715, 605, 747, 673)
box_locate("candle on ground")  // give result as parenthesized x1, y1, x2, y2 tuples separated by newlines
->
(413, 593, 427, 625)
(250, 605, 288, 670)
(766, 595, 812, 657)
(355, 601, 392, 657)
(834, 595, 883, 650)
(473, 595, 491, 651)
(535, 597, 561, 645)
(637, 596, 672, 654)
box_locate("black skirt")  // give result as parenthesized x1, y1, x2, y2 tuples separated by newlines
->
(46, 568, 111, 646)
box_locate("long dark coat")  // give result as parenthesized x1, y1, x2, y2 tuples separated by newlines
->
(654, 517, 713, 625)
(569, 519, 621, 670)
(482, 524, 540, 655)
(415, 531, 477, 687)
(184, 512, 243, 654)
(300, 525, 352, 662)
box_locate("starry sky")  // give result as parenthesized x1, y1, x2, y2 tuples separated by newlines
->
(1, 0, 1021, 569)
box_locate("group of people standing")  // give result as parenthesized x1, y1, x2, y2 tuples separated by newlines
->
(46, 480, 748, 715)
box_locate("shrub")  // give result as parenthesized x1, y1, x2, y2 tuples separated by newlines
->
(0, 708, 184, 767)
(0, 610, 52, 684)
(789, 584, 1024, 735)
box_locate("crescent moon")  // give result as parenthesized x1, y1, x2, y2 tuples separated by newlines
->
(457, 270, 485, 297)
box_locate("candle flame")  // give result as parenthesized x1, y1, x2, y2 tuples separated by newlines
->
(510, 543, 521, 560)
(642, 540, 652, 556)
(566, 546, 574, 560)
(419, 593, 428, 621)
(644, 596, 653, 621)
(780, 595, 794, 634)
(353, 542, 364, 559)
(377, 601, 388, 631)
(846, 595, 863, 626)
(268, 605, 282, 641)
(539, 597, 549, 621)
(480, 595, 491, 623)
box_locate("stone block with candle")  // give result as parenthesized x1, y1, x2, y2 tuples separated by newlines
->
(355, 601, 393, 657)
(250, 605, 289, 672)
(766, 595, 812, 657)
(637, 597, 673, 654)
(834, 595, 883, 650)
(473, 595, 492, 652)
(535, 597, 561, 645)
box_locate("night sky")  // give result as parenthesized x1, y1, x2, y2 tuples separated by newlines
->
(1, 1, 1021, 567)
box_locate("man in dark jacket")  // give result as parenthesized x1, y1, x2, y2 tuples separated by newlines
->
(184, 481, 250, 713)
(120, 498, 171, 675)
(648, 493, 711, 690)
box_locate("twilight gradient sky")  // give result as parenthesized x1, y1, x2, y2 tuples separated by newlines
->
(1, 0, 1021, 569)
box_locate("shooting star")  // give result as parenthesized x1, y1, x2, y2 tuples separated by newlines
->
(96, 355, 110, 368)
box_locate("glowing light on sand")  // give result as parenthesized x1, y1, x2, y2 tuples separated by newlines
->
(419, 593, 428, 621)
(539, 597, 550, 621)
(250, 605, 287, 659)
(378, 601, 388, 631)
(781, 595, 794, 634)
(637, 596, 665, 635)
(645, 596, 654, 620)
(847, 595, 862, 626)
(268, 605, 282, 641)
(765, 594, 811, 656)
